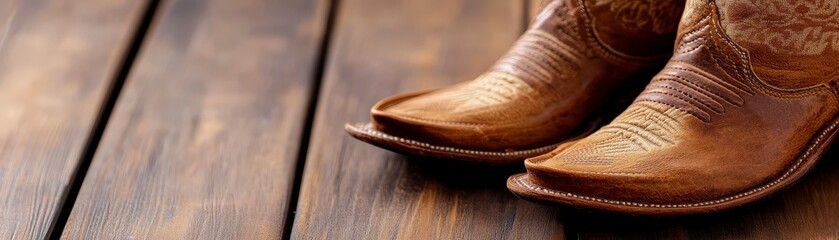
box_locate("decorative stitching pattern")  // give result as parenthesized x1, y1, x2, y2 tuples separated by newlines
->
(556, 102, 683, 166)
(381, 0, 687, 127)
(383, 71, 548, 126)
(596, 103, 680, 146)
(514, 117, 839, 208)
(561, 169, 647, 177)
(601, 0, 686, 34)
(515, 1, 839, 211)
(662, 66, 747, 102)
(635, 6, 755, 122)
(493, 30, 583, 86)
(638, 64, 751, 122)
(633, 2, 833, 124)
(715, 0, 839, 55)
(577, 0, 667, 66)
(537, 0, 585, 47)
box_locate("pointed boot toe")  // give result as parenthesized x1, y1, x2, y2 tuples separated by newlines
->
(509, 0, 839, 214)
(347, 0, 686, 164)
(347, 78, 596, 164)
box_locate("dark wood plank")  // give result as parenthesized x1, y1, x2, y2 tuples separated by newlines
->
(60, 0, 329, 238)
(0, 0, 148, 238)
(291, 0, 566, 239)
(573, 147, 839, 239)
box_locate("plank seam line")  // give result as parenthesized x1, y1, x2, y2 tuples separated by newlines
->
(281, 0, 341, 239)
(47, 0, 163, 238)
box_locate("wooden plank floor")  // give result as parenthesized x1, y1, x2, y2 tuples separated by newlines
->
(290, 0, 565, 239)
(60, 0, 329, 238)
(0, 0, 836, 239)
(0, 0, 149, 238)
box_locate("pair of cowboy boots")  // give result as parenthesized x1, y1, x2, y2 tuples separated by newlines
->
(347, 0, 839, 214)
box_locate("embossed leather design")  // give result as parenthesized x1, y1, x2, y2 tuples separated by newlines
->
(522, 0, 839, 207)
(715, 0, 839, 88)
(368, 0, 684, 152)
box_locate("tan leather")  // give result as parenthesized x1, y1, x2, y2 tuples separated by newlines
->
(352, 0, 685, 162)
(511, 0, 839, 214)
(714, 0, 839, 89)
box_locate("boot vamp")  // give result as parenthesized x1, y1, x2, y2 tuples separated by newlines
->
(372, 71, 593, 151)
(525, 5, 839, 205)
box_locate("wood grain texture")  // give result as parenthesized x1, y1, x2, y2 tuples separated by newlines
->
(60, 0, 329, 238)
(0, 0, 148, 238)
(291, 0, 566, 239)
(573, 146, 839, 239)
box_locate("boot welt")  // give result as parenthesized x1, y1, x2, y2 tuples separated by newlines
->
(345, 121, 599, 165)
(507, 116, 839, 214)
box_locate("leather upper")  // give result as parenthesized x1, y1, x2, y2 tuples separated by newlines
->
(371, 0, 684, 152)
(525, 0, 839, 204)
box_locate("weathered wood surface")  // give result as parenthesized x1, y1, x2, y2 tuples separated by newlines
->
(3, 0, 836, 238)
(290, 0, 566, 239)
(0, 0, 148, 238)
(60, 0, 329, 238)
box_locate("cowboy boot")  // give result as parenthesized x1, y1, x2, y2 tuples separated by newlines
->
(509, 0, 839, 214)
(345, 0, 685, 164)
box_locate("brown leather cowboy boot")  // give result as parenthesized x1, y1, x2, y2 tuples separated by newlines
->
(509, 0, 839, 214)
(345, 0, 685, 164)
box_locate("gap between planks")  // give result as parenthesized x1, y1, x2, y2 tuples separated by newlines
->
(281, 0, 341, 239)
(48, 0, 163, 238)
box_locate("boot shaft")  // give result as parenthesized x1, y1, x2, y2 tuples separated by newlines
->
(681, 0, 839, 88)
(531, 0, 685, 57)
(493, 0, 686, 86)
